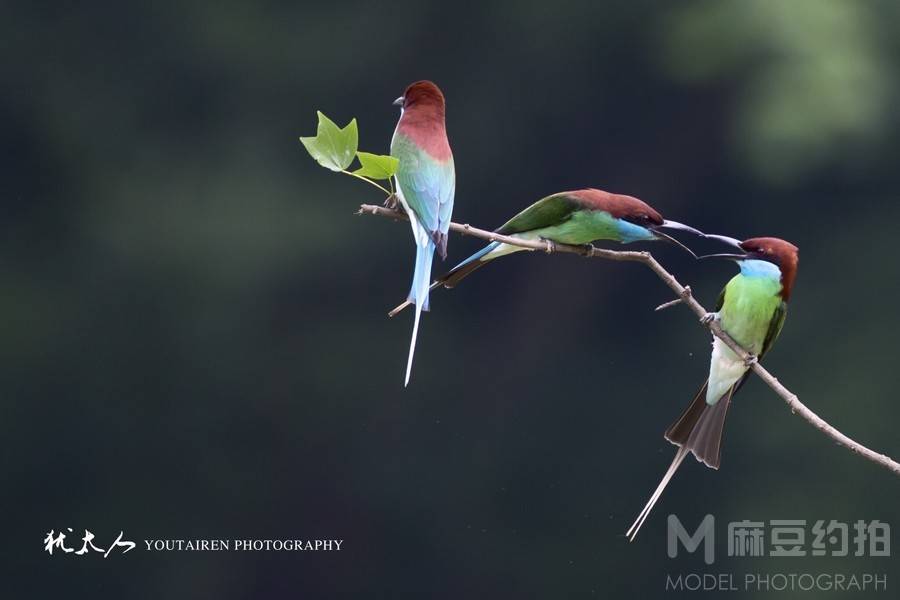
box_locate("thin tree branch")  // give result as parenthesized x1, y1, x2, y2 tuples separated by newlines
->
(359, 203, 900, 477)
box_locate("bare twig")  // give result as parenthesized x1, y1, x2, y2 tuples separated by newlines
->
(654, 298, 683, 312)
(359, 203, 900, 477)
(655, 287, 691, 312)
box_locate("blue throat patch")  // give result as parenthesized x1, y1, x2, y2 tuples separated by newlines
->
(739, 259, 782, 279)
(615, 219, 656, 243)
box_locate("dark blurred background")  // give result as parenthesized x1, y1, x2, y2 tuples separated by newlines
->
(4, 1, 899, 597)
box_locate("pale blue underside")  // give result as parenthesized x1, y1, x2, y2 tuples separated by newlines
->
(389, 131, 455, 386)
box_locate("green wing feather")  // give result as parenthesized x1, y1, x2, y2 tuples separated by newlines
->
(495, 192, 581, 235)
(714, 287, 726, 312)
(760, 301, 787, 359)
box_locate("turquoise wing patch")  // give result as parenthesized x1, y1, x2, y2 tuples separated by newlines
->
(391, 134, 455, 237)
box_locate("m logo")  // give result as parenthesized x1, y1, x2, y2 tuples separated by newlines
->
(668, 514, 715, 565)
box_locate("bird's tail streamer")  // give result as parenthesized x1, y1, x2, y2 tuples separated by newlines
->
(404, 239, 435, 387)
(627, 384, 734, 540)
(626, 446, 689, 541)
(438, 241, 500, 289)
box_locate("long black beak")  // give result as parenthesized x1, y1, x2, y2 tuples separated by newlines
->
(703, 234, 743, 249)
(658, 220, 705, 237)
(392, 96, 404, 106)
(696, 233, 747, 260)
(650, 229, 698, 258)
(650, 220, 704, 258)
(697, 252, 747, 261)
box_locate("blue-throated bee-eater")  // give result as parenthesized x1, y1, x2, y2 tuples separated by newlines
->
(389, 188, 701, 315)
(627, 236, 799, 541)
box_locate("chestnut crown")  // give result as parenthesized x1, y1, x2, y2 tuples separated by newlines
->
(573, 188, 664, 227)
(740, 237, 799, 299)
(396, 80, 446, 110)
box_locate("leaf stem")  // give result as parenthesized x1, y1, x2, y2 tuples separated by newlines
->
(341, 170, 392, 197)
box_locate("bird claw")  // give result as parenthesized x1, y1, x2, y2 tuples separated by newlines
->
(539, 237, 556, 254)
(700, 312, 718, 325)
(383, 193, 399, 210)
(744, 354, 758, 367)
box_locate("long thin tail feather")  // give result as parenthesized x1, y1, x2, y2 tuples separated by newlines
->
(627, 382, 735, 540)
(627, 446, 689, 541)
(389, 241, 501, 317)
(404, 240, 435, 387)
(442, 241, 501, 287)
(438, 254, 490, 288)
(389, 281, 440, 318)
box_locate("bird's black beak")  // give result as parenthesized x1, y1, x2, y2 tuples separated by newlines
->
(697, 234, 747, 261)
(697, 252, 748, 261)
(392, 96, 404, 107)
(657, 220, 705, 237)
(649, 220, 704, 258)
(703, 234, 744, 249)
(650, 229, 697, 258)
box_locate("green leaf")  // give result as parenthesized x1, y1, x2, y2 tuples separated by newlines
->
(353, 152, 399, 180)
(300, 111, 358, 171)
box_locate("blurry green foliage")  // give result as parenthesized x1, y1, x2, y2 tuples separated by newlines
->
(661, 0, 898, 183)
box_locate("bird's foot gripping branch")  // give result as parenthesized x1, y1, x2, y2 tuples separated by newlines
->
(355, 203, 900, 479)
(700, 312, 718, 325)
